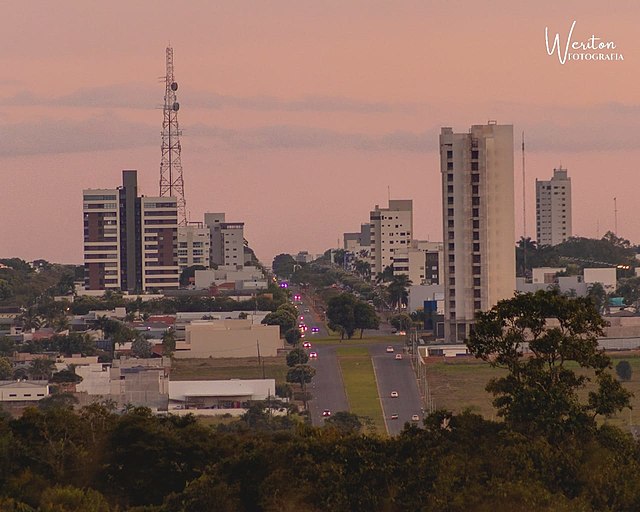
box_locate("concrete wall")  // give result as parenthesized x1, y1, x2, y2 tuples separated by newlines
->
(175, 321, 282, 358)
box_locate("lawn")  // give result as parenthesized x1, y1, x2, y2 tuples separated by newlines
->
(171, 356, 289, 385)
(311, 335, 403, 346)
(423, 352, 640, 428)
(336, 346, 386, 434)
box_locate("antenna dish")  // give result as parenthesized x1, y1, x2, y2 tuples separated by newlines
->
(172, 102, 180, 111)
(171, 82, 178, 91)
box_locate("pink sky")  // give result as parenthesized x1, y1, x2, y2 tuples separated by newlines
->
(1, 1, 639, 264)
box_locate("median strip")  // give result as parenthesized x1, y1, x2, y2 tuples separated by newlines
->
(336, 346, 386, 434)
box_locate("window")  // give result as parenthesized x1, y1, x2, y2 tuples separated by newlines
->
(474, 300, 482, 310)
(474, 289, 481, 298)
(447, 173, 453, 182)
(471, 174, 480, 183)
(448, 243, 454, 251)
(473, 243, 480, 252)
(449, 300, 456, 308)
(448, 220, 454, 228)
(447, 185, 453, 194)
(447, 162, 453, 170)
(472, 185, 479, 195)
(449, 266, 455, 274)
(448, 208, 454, 216)
(473, 266, 481, 275)
(472, 197, 480, 206)
(473, 232, 479, 240)
(449, 278, 455, 286)
(473, 254, 481, 264)
(474, 277, 481, 286)
(471, 162, 479, 171)
(472, 208, 479, 217)
(447, 150, 453, 158)
(471, 150, 479, 159)
(447, 197, 454, 205)
(473, 220, 479, 229)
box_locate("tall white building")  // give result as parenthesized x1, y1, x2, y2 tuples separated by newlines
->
(392, 240, 443, 285)
(140, 196, 180, 291)
(177, 224, 211, 272)
(440, 123, 515, 342)
(204, 213, 246, 268)
(536, 167, 572, 246)
(369, 200, 413, 277)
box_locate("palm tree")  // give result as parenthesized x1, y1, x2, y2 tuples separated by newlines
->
(19, 306, 42, 332)
(387, 275, 412, 311)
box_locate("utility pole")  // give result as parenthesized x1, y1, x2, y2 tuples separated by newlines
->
(522, 131, 527, 277)
(614, 197, 618, 235)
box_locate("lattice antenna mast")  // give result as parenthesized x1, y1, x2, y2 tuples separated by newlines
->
(159, 46, 187, 226)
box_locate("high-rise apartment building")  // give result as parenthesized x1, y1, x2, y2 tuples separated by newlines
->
(536, 167, 572, 246)
(177, 224, 211, 272)
(83, 170, 179, 293)
(204, 213, 246, 268)
(440, 123, 515, 342)
(369, 200, 413, 277)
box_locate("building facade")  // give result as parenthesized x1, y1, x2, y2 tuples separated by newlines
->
(369, 200, 413, 277)
(204, 213, 246, 268)
(392, 240, 443, 285)
(343, 223, 372, 255)
(83, 170, 179, 293)
(440, 123, 515, 342)
(177, 224, 211, 272)
(536, 167, 572, 246)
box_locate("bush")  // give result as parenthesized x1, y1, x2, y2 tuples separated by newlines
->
(616, 360, 633, 381)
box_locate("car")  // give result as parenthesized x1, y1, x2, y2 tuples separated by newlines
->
(395, 330, 407, 336)
(322, 409, 331, 417)
(304, 308, 310, 313)
(311, 326, 320, 333)
(309, 351, 318, 359)
(386, 346, 394, 353)
(411, 414, 420, 422)
(390, 391, 399, 398)
(303, 341, 311, 349)
(395, 353, 403, 360)
(390, 414, 399, 420)
(299, 316, 304, 321)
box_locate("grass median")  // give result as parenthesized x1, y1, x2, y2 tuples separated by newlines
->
(336, 346, 386, 434)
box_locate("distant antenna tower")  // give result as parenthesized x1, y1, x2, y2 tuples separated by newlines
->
(159, 46, 187, 226)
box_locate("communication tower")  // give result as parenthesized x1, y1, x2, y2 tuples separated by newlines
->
(159, 46, 187, 225)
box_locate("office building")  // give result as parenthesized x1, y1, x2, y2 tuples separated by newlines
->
(440, 123, 515, 342)
(536, 167, 572, 246)
(83, 170, 179, 293)
(369, 200, 413, 277)
(177, 224, 211, 272)
(204, 212, 246, 268)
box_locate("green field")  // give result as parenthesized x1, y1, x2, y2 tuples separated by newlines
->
(336, 346, 386, 434)
(424, 353, 640, 427)
(171, 356, 289, 385)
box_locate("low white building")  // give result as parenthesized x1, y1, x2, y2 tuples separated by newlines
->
(169, 379, 276, 409)
(194, 266, 265, 290)
(0, 381, 49, 402)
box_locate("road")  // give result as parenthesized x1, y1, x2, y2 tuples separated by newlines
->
(371, 342, 424, 435)
(293, 288, 423, 433)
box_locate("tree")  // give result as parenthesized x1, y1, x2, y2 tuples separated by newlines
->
(353, 260, 371, 280)
(0, 336, 15, 357)
(286, 348, 309, 367)
(353, 302, 379, 338)
(387, 274, 412, 311)
(161, 329, 177, 358)
(616, 360, 633, 382)
(284, 328, 302, 346)
(51, 369, 83, 384)
(389, 313, 412, 332)
(324, 411, 363, 434)
(326, 293, 357, 340)
(272, 254, 296, 279)
(262, 310, 297, 337)
(131, 335, 153, 359)
(286, 364, 316, 390)
(0, 356, 12, 380)
(375, 265, 394, 284)
(467, 290, 632, 437)
(587, 282, 607, 314)
(39, 485, 110, 512)
(28, 358, 56, 380)
(19, 306, 42, 331)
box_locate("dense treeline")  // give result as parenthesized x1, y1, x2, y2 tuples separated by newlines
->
(0, 259, 76, 306)
(1, 403, 640, 511)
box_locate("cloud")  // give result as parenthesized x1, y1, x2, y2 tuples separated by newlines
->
(0, 83, 418, 113)
(0, 113, 155, 157)
(189, 123, 440, 152)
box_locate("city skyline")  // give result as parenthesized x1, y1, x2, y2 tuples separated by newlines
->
(2, 1, 639, 264)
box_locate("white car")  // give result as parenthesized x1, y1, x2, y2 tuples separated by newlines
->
(386, 346, 394, 353)
(309, 351, 318, 359)
(411, 414, 420, 422)
(395, 353, 403, 360)
(390, 391, 399, 398)
(303, 341, 311, 349)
